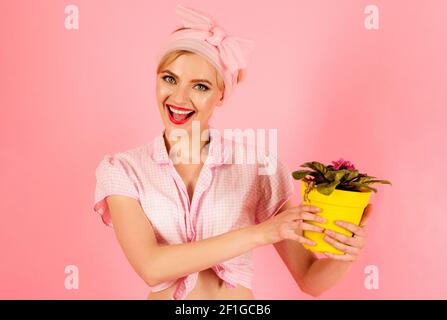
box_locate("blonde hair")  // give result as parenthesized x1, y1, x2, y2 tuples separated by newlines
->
(157, 49, 246, 100)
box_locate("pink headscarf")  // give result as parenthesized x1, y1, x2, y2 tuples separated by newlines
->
(156, 4, 255, 104)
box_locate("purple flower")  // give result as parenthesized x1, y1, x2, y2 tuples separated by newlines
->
(332, 158, 356, 170)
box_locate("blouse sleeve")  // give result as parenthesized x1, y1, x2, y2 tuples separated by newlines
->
(255, 154, 295, 224)
(93, 153, 140, 227)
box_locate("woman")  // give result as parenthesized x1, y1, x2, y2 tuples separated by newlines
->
(93, 4, 373, 300)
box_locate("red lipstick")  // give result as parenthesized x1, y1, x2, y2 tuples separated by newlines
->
(166, 103, 195, 125)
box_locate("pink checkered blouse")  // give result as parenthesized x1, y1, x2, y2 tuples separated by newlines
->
(93, 128, 294, 300)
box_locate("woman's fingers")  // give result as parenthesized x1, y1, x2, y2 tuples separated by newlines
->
(283, 206, 368, 258)
(284, 228, 316, 246)
(294, 211, 326, 223)
(283, 221, 318, 245)
(299, 204, 322, 213)
(323, 252, 356, 261)
(359, 204, 373, 227)
(301, 222, 324, 233)
(323, 235, 361, 255)
(297, 235, 317, 246)
(281, 221, 301, 238)
(286, 221, 323, 235)
(335, 220, 366, 237)
(323, 229, 362, 247)
(289, 204, 322, 214)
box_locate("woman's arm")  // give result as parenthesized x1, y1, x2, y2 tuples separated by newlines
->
(300, 259, 354, 296)
(272, 200, 321, 294)
(302, 204, 374, 296)
(301, 204, 373, 296)
(272, 200, 373, 297)
(106, 195, 265, 287)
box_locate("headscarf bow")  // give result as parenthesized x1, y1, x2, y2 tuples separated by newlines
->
(156, 4, 255, 103)
(175, 5, 254, 75)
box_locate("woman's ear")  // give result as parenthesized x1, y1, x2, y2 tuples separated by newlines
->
(215, 90, 225, 107)
(216, 94, 224, 107)
(237, 69, 247, 84)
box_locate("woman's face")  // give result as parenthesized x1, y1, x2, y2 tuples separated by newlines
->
(156, 53, 224, 136)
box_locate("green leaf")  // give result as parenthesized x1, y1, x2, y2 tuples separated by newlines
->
(358, 176, 376, 184)
(343, 169, 360, 182)
(363, 179, 392, 185)
(316, 180, 339, 195)
(350, 182, 378, 193)
(325, 169, 349, 183)
(323, 170, 334, 181)
(291, 170, 311, 180)
(334, 170, 348, 181)
(300, 161, 328, 175)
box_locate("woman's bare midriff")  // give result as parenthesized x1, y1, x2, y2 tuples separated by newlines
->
(147, 267, 254, 300)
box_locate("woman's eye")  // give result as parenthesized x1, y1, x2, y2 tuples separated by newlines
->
(195, 84, 209, 91)
(162, 75, 176, 84)
(162, 75, 208, 91)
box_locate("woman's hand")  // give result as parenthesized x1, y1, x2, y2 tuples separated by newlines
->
(259, 203, 327, 245)
(322, 204, 373, 262)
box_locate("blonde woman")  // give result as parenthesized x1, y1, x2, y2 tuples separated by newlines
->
(93, 5, 373, 300)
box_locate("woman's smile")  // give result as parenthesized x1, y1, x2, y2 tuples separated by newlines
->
(165, 103, 196, 125)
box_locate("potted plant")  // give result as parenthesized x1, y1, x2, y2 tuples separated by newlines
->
(291, 158, 392, 254)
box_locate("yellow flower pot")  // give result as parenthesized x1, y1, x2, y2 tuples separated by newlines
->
(300, 180, 372, 254)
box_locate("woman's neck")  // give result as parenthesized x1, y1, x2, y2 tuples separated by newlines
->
(163, 128, 211, 164)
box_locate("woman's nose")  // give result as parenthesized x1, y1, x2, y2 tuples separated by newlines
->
(171, 85, 190, 105)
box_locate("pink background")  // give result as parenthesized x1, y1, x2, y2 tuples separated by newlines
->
(1, 0, 446, 299)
